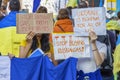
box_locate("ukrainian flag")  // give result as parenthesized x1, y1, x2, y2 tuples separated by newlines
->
(0, 11, 26, 57)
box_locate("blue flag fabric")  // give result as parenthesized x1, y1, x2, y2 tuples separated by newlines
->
(116, 0, 120, 12)
(11, 55, 77, 80)
(77, 69, 102, 80)
(116, 34, 120, 46)
(28, 48, 44, 58)
(33, 0, 41, 12)
(99, 0, 104, 7)
(0, 11, 19, 28)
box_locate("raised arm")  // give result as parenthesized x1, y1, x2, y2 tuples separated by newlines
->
(19, 31, 35, 58)
(89, 31, 106, 66)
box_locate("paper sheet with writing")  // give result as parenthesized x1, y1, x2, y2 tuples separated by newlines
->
(0, 56, 10, 80)
(17, 13, 53, 34)
(52, 33, 90, 60)
(72, 7, 106, 36)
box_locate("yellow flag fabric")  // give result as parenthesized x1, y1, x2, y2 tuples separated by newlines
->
(0, 27, 26, 57)
(113, 44, 120, 74)
(106, 20, 120, 31)
(66, 0, 78, 8)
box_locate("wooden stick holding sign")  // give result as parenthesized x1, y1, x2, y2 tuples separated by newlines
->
(17, 13, 53, 34)
(52, 33, 90, 60)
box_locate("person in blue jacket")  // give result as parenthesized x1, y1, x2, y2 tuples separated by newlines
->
(0, 0, 20, 28)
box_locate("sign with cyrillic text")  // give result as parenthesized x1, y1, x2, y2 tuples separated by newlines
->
(52, 33, 90, 60)
(72, 7, 106, 36)
(17, 13, 53, 34)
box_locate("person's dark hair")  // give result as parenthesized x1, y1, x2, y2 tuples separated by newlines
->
(0, 0, 2, 7)
(30, 34, 50, 53)
(30, 6, 50, 53)
(9, 0, 20, 11)
(78, 1, 88, 8)
(57, 8, 69, 20)
(66, 6, 72, 18)
(36, 6, 47, 13)
(0, 6, 6, 10)
(117, 11, 120, 19)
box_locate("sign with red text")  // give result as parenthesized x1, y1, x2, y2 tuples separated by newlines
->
(17, 13, 53, 34)
(52, 33, 90, 60)
(72, 7, 106, 36)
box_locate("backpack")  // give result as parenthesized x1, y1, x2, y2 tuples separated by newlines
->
(97, 31, 114, 77)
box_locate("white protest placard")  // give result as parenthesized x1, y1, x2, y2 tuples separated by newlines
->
(20, 0, 34, 13)
(72, 7, 106, 36)
(40, 0, 56, 13)
(0, 56, 10, 80)
(52, 33, 90, 60)
(17, 13, 53, 34)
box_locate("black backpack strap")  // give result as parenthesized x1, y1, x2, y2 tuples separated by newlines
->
(57, 25, 65, 32)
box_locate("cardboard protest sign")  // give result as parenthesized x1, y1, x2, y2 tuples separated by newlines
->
(52, 33, 90, 60)
(0, 56, 10, 80)
(72, 7, 106, 36)
(17, 13, 53, 34)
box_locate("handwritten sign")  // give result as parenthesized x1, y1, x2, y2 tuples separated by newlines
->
(72, 7, 106, 36)
(0, 56, 10, 80)
(17, 13, 53, 34)
(52, 33, 90, 60)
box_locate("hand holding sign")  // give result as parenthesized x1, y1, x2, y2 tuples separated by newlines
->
(26, 31, 35, 43)
(89, 30, 97, 43)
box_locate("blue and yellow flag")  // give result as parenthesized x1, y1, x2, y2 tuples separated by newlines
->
(0, 11, 18, 28)
(0, 11, 26, 57)
(0, 27, 26, 57)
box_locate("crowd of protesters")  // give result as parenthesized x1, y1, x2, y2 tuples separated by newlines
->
(0, 0, 120, 80)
